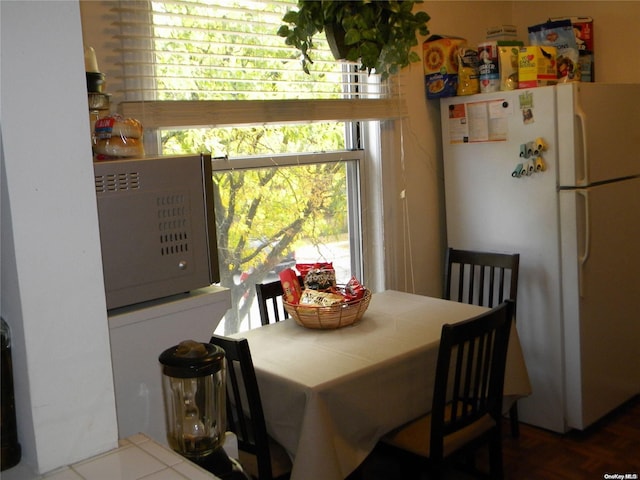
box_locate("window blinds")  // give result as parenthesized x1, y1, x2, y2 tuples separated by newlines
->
(113, 0, 407, 128)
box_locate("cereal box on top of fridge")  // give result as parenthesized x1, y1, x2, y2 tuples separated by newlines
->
(518, 46, 558, 89)
(551, 16, 594, 81)
(528, 19, 580, 82)
(423, 35, 467, 99)
(551, 16, 594, 52)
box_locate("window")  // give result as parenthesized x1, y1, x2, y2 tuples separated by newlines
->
(212, 151, 363, 333)
(114, 0, 404, 332)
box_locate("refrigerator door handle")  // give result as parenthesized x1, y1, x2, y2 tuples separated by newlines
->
(575, 105, 589, 186)
(577, 190, 590, 297)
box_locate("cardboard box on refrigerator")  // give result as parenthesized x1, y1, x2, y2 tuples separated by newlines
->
(518, 46, 557, 88)
(496, 41, 524, 90)
(551, 16, 594, 81)
(486, 25, 518, 41)
(423, 35, 466, 99)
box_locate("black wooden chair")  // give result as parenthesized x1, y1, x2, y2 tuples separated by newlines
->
(255, 277, 303, 326)
(444, 248, 521, 438)
(383, 301, 514, 479)
(209, 335, 291, 480)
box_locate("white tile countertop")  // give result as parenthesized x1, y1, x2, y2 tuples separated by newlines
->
(1, 434, 222, 480)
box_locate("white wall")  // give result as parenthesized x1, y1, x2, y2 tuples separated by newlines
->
(385, 1, 516, 296)
(1, 1, 118, 474)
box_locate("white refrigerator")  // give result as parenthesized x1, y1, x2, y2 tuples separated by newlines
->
(440, 83, 640, 433)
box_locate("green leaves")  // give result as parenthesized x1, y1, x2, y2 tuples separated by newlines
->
(279, 0, 430, 80)
(277, 0, 327, 73)
(282, 10, 299, 24)
(343, 28, 361, 46)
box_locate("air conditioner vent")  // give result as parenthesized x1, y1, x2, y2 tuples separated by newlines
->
(95, 171, 141, 193)
(157, 193, 190, 256)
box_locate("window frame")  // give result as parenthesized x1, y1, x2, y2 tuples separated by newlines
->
(210, 149, 366, 284)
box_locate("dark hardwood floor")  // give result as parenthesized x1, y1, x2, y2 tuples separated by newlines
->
(353, 395, 640, 479)
(499, 395, 640, 479)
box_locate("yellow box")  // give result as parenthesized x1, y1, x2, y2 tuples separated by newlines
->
(498, 43, 522, 90)
(518, 46, 557, 88)
(423, 35, 466, 99)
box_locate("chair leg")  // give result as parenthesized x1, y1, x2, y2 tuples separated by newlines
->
(428, 459, 444, 480)
(488, 430, 504, 480)
(509, 402, 520, 438)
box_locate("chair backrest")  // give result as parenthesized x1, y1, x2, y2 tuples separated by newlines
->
(256, 277, 303, 326)
(444, 248, 519, 308)
(429, 300, 514, 460)
(209, 334, 274, 480)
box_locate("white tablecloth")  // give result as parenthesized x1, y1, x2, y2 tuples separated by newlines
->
(233, 290, 531, 480)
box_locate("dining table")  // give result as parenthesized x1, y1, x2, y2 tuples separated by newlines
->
(232, 290, 532, 480)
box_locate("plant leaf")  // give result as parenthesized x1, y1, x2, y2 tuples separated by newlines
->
(277, 25, 290, 38)
(282, 11, 299, 24)
(343, 28, 361, 46)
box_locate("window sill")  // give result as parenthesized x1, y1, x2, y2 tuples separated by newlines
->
(119, 98, 408, 129)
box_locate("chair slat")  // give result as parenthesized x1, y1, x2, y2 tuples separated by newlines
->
(256, 276, 303, 326)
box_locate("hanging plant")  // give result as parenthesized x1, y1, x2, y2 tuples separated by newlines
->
(277, 0, 430, 80)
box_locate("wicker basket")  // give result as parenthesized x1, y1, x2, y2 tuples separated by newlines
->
(284, 289, 371, 329)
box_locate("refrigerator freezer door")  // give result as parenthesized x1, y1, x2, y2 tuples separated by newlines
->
(557, 83, 640, 187)
(560, 176, 640, 429)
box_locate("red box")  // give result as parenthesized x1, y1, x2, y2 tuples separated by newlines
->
(279, 268, 302, 304)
